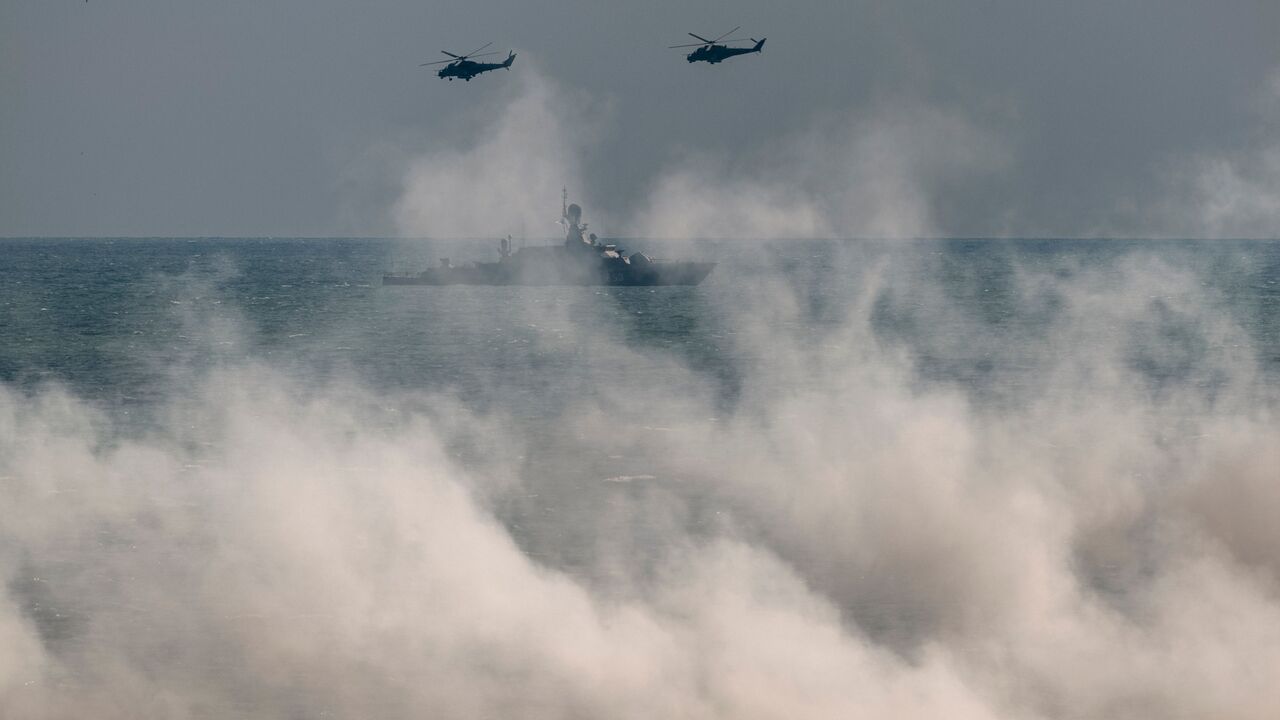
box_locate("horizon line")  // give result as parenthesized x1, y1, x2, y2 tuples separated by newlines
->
(3, 235, 1279, 242)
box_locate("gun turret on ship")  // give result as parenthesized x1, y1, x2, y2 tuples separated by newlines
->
(383, 190, 715, 286)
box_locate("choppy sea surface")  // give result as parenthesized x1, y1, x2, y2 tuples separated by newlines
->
(2, 237, 1279, 717)
(4, 237, 1277, 404)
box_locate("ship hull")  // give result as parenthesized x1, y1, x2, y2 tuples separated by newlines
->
(384, 258, 714, 287)
(386, 196, 714, 287)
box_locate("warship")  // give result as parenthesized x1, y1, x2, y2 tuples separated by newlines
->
(383, 191, 715, 286)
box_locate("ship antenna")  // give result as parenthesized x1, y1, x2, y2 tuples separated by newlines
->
(562, 187, 567, 221)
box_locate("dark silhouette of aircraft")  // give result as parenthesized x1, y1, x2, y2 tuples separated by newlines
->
(669, 27, 766, 64)
(420, 42, 516, 81)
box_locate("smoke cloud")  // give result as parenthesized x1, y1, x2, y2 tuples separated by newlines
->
(394, 66, 599, 239)
(391, 68, 1007, 241)
(4, 61, 1280, 720)
(637, 102, 1008, 239)
(4, 243, 1280, 718)
(1130, 66, 1280, 239)
(1162, 146, 1280, 239)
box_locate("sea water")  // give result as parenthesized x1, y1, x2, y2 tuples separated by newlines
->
(2, 237, 1278, 717)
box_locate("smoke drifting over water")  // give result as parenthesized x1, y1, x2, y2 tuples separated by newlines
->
(3, 243, 1280, 719)
(394, 69, 597, 239)
(5, 67, 1280, 720)
(390, 64, 1280, 242)
(639, 103, 1007, 239)
(390, 69, 1007, 241)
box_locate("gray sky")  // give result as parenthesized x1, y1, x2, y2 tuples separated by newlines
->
(2, 0, 1278, 237)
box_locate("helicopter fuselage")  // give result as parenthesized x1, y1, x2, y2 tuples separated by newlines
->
(686, 39, 765, 64)
(438, 53, 516, 81)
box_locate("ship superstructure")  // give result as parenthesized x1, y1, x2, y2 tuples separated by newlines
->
(384, 190, 714, 286)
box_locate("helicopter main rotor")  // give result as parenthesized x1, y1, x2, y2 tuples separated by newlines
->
(668, 26, 746, 49)
(419, 42, 499, 66)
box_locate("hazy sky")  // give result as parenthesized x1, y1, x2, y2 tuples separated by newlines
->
(3, 0, 1277, 237)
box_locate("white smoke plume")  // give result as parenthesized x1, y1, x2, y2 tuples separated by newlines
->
(5, 64, 1280, 720)
(392, 76, 1007, 241)
(1169, 147, 1280, 238)
(3, 249, 1280, 718)
(636, 102, 1008, 239)
(394, 66, 598, 239)
(1136, 67, 1280, 239)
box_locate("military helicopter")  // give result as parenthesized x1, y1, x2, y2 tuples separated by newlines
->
(669, 27, 766, 64)
(420, 42, 516, 81)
